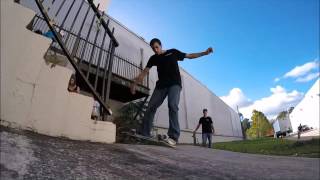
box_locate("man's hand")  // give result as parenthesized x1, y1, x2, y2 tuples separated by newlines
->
(185, 47, 214, 59)
(130, 68, 149, 95)
(204, 47, 213, 55)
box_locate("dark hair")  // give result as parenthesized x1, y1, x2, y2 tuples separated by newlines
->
(150, 38, 161, 47)
(203, 109, 208, 113)
(70, 74, 76, 80)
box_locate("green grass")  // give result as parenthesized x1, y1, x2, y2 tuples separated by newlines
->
(213, 138, 320, 158)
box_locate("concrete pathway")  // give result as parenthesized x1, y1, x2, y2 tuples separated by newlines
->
(1, 127, 319, 180)
(286, 129, 320, 141)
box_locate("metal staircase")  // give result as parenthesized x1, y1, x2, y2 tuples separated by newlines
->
(32, 0, 150, 118)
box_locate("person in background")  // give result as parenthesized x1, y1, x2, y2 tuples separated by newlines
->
(193, 109, 215, 148)
(298, 123, 302, 139)
(91, 99, 100, 120)
(67, 74, 80, 93)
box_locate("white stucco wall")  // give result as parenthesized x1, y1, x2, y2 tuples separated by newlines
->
(290, 79, 320, 133)
(1, 0, 115, 144)
(153, 69, 243, 140)
(93, 0, 111, 12)
(17, 0, 243, 143)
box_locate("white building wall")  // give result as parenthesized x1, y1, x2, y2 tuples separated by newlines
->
(153, 68, 243, 139)
(18, 0, 243, 143)
(93, 0, 111, 12)
(290, 79, 320, 133)
(1, 0, 116, 144)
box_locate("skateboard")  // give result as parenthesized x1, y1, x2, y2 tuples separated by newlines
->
(122, 132, 176, 148)
(192, 132, 199, 145)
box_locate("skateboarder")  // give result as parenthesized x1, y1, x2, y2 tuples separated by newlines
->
(130, 38, 213, 146)
(193, 109, 215, 148)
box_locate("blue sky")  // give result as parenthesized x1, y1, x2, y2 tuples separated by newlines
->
(108, 0, 319, 118)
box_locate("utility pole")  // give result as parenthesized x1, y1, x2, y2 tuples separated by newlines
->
(237, 105, 245, 139)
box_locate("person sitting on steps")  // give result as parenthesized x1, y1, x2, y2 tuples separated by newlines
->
(67, 74, 80, 93)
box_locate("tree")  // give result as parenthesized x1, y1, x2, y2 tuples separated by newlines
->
(276, 111, 288, 120)
(288, 107, 294, 114)
(242, 118, 251, 131)
(276, 107, 294, 120)
(246, 110, 273, 138)
(241, 118, 251, 139)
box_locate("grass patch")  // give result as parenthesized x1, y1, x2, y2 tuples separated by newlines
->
(214, 138, 320, 158)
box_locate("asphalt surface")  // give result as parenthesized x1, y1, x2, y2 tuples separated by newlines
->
(1, 127, 319, 180)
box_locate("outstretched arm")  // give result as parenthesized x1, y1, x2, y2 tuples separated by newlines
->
(185, 47, 214, 59)
(130, 67, 150, 94)
(194, 124, 201, 133)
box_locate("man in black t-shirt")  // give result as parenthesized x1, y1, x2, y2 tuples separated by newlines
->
(194, 109, 215, 148)
(130, 38, 213, 146)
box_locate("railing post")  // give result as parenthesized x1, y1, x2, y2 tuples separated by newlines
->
(101, 20, 112, 101)
(78, 12, 96, 65)
(105, 28, 116, 104)
(54, 0, 67, 18)
(59, 0, 76, 33)
(86, 21, 102, 79)
(94, 30, 107, 89)
(63, 0, 85, 48)
(70, 4, 91, 59)
(147, 72, 149, 88)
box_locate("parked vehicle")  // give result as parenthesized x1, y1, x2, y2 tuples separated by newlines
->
(273, 119, 292, 138)
(301, 125, 311, 132)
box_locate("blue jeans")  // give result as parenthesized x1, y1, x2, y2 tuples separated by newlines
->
(141, 85, 181, 141)
(202, 133, 213, 148)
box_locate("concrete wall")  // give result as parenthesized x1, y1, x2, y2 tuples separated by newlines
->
(1, 0, 115, 143)
(18, 0, 243, 143)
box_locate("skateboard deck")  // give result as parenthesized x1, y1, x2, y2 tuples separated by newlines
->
(122, 132, 176, 148)
(192, 133, 196, 145)
(192, 132, 199, 145)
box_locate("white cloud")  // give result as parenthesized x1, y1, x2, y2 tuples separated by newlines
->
(221, 86, 304, 120)
(284, 61, 319, 78)
(274, 77, 280, 82)
(220, 88, 252, 110)
(296, 72, 319, 82)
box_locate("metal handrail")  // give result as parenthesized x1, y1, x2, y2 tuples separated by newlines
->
(87, 0, 119, 47)
(34, 0, 117, 115)
(31, 15, 149, 88)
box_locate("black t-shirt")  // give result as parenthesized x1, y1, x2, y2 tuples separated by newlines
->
(146, 49, 186, 89)
(199, 116, 213, 133)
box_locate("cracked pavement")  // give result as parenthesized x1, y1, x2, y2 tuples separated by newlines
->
(1, 127, 319, 180)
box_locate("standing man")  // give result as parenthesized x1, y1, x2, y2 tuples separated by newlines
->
(298, 123, 302, 139)
(130, 38, 213, 146)
(194, 109, 215, 148)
